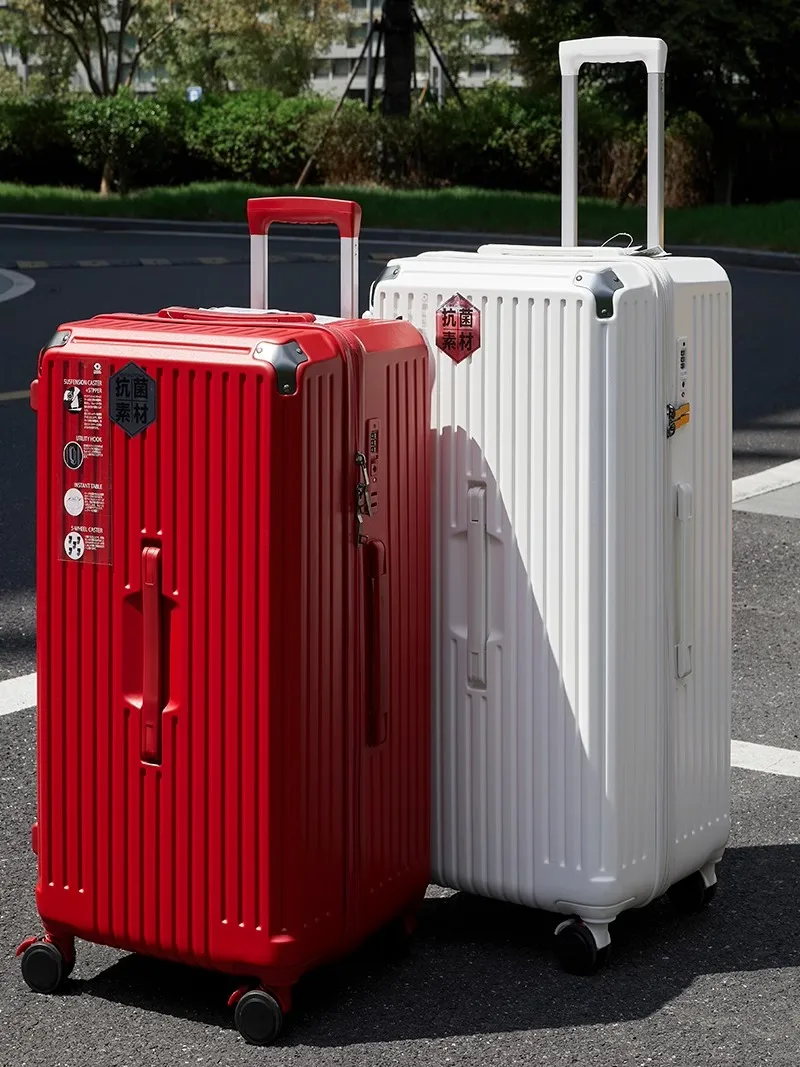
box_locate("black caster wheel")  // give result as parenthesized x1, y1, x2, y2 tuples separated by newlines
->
(668, 871, 716, 914)
(234, 989, 283, 1046)
(554, 922, 609, 976)
(380, 911, 417, 957)
(20, 940, 68, 994)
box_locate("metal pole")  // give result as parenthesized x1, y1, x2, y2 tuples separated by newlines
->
(295, 21, 378, 190)
(365, 0, 375, 108)
(412, 7, 463, 107)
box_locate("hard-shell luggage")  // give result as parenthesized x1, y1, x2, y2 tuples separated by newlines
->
(19, 197, 432, 1044)
(369, 37, 732, 973)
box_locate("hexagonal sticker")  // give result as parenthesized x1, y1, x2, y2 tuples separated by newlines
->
(435, 293, 481, 364)
(109, 362, 156, 437)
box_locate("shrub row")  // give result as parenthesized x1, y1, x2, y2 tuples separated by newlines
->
(0, 86, 796, 205)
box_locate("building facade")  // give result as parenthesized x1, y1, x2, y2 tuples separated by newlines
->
(310, 0, 521, 101)
(0, 0, 520, 99)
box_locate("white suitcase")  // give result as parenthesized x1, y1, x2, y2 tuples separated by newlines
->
(369, 36, 732, 973)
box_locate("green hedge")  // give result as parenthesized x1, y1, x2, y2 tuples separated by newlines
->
(0, 86, 795, 205)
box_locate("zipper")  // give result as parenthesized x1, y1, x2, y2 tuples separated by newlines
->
(639, 257, 676, 901)
(318, 320, 367, 935)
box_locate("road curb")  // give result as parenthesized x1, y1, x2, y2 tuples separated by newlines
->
(1, 211, 798, 272)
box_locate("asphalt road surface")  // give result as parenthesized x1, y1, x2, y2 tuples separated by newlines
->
(2, 223, 800, 1066)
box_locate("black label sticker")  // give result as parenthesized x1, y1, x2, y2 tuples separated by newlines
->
(109, 362, 156, 437)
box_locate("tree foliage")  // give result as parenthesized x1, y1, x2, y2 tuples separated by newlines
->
(3, 0, 177, 96)
(417, 0, 489, 87)
(0, 3, 76, 93)
(153, 0, 350, 95)
(66, 88, 170, 190)
(477, 0, 800, 200)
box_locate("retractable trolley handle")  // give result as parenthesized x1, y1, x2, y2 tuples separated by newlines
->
(559, 36, 668, 249)
(247, 196, 362, 319)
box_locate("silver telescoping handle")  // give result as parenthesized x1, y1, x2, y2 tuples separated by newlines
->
(559, 36, 668, 249)
(247, 197, 362, 318)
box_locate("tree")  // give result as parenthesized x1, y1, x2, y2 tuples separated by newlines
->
(0, 4, 76, 93)
(477, 0, 800, 203)
(5, 0, 177, 97)
(381, 0, 414, 115)
(416, 0, 489, 89)
(153, 0, 350, 95)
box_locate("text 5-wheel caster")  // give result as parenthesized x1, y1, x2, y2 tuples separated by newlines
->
(16, 936, 75, 994)
(554, 919, 610, 976)
(668, 869, 718, 914)
(228, 986, 284, 1046)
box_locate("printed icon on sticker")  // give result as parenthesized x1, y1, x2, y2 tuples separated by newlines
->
(63, 441, 84, 470)
(64, 487, 84, 516)
(63, 386, 83, 413)
(435, 293, 481, 363)
(64, 532, 85, 561)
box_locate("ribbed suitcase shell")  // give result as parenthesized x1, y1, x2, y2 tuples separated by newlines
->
(30, 311, 431, 1005)
(371, 247, 731, 941)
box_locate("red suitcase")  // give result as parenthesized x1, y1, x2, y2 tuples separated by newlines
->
(18, 198, 432, 1046)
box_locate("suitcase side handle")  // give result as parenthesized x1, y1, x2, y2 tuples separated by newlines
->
(247, 196, 361, 320)
(675, 483, 694, 679)
(466, 486, 488, 690)
(365, 538, 389, 746)
(559, 36, 667, 250)
(141, 546, 165, 763)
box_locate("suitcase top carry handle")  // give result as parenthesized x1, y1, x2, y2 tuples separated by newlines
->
(158, 307, 317, 324)
(247, 196, 362, 238)
(559, 36, 667, 75)
(247, 196, 361, 320)
(559, 36, 667, 250)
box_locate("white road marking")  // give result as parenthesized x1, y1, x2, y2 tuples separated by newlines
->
(734, 481, 800, 519)
(0, 268, 35, 304)
(731, 739, 800, 778)
(0, 388, 30, 402)
(732, 458, 800, 503)
(2, 667, 800, 782)
(0, 672, 36, 717)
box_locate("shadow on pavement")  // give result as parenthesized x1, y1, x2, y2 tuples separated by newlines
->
(68, 842, 799, 1046)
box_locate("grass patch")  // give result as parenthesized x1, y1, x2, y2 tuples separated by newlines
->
(1, 181, 799, 252)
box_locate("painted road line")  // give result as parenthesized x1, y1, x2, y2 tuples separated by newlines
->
(2, 660, 800, 784)
(0, 389, 30, 402)
(0, 253, 350, 272)
(734, 482, 800, 520)
(0, 673, 36, 718)
(731, 739, 800, 778)
(0, 268, 35, 303)
(732, 458, 800, 504)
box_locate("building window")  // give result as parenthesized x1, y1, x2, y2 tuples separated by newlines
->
(347, 23, 367, 45)
(333, 58, 352, 77)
